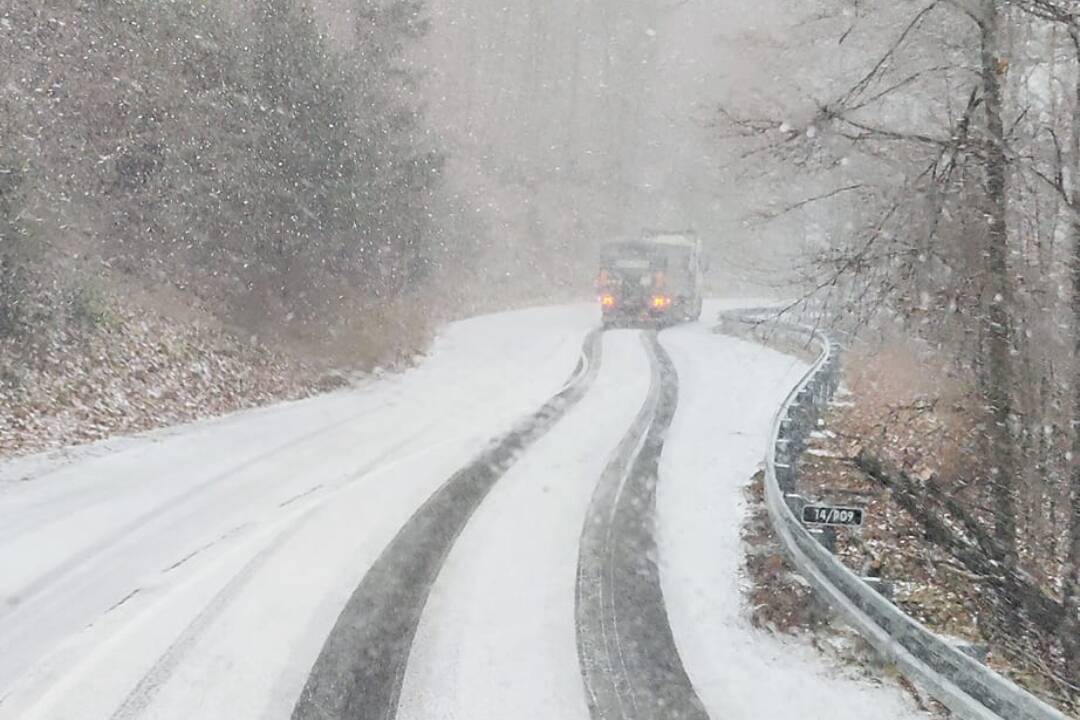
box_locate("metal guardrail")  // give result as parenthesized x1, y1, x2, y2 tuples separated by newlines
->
(726, 311, 1069, 720)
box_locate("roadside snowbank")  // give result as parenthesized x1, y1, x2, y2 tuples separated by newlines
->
(656, 320, 924, 720)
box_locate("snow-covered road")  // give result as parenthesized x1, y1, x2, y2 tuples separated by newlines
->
(0, 301, 923, 720)
(396, 329, 651, 720)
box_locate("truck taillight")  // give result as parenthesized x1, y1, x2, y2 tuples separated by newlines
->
(600, 294, 616, 308)
(651, 295, 671, 309)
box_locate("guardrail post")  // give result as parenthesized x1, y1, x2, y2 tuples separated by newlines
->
(807, 526, 837, 552)
(782, 411, 805, 457)
(796, 388, 812, 413)
(862, 576, 895, 601)
(825, 354, 841, 396)
(953, 642, 989, 665)
(775, 462, 796, 493)
(778, 416, 793, 441)
(784, 492, 807, 516)
(819, 377, 831, 407)
(774, 438, 791, 466)
(790, 403, 809, 440)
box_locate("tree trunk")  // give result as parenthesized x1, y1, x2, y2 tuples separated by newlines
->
(856, 450, 1067, 640)
(980, 0, 1018, 569)
(1064, 25, 1080, 669)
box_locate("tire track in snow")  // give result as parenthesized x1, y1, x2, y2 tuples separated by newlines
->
(0, 401, 399, 608)
(291, 329, 602, 720)
(108, 506, 315, 720)
(575, 330, 708, 720)
(104, 422, 451, 720)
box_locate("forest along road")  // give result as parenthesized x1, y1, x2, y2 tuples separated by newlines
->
(0, 301, 924, 720)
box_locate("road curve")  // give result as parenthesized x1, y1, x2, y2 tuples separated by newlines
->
(575, 330, 709, 720)
(0, 302, 926, 720)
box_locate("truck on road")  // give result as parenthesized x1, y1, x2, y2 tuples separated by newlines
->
(597, 230, 704, 328)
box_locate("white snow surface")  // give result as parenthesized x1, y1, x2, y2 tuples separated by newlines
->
(1, 299, 924, 720)
(657, 317, 923, 719)
(0, 304, 595, 720)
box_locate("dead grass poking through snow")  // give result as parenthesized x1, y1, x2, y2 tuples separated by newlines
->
(741, 466, 949, 716)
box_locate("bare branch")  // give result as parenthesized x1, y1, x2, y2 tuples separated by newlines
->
(834, 2, 942, 110)
(752, 184, 868, 222)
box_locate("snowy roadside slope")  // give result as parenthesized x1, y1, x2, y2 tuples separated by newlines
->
(656, 321, 923, 720)
(0, 304, 596, 720)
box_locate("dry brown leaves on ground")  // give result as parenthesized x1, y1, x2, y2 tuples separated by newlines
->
(740, 470, 949, 716)
(0, 303, 321, 458)
(796, 386, 1078, 715)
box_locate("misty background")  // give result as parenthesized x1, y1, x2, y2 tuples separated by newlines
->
(5, 0, 1080, 709)
(1, 0, 823, 362)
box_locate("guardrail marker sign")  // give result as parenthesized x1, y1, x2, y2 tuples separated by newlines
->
(801, 504, 864, 527)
